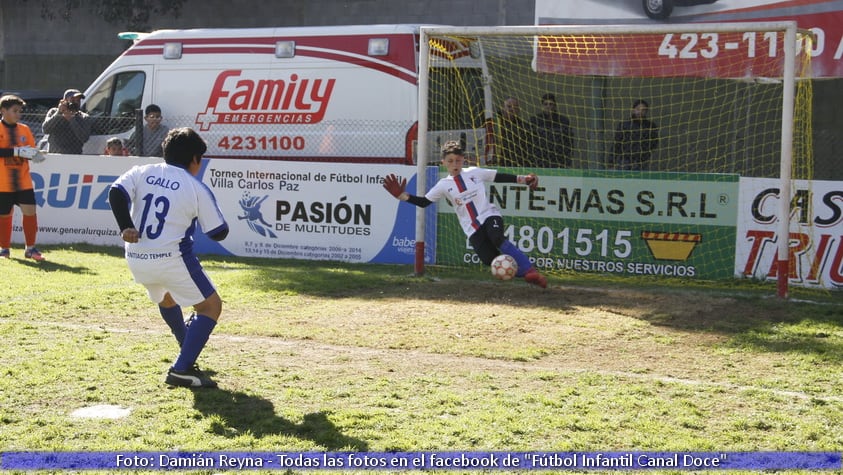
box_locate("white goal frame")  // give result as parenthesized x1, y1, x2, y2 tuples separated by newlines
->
(416, 22, 800, 298)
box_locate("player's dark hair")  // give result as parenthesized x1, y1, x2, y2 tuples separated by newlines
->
(162, 127, 207, 167)
(541, 93, 556, 103)
(144, 103, 162, 116)
(632, 99, 649, 109)
(441, 140, 464, 157)
(0, 94, 26, 110)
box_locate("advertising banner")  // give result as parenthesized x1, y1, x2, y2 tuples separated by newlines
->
(16, 156, 435, 265)
(436, 170, 740, 280)
(736, 177, 843, 289)
(535, 0, 843, 78)
(19, 156, 843, 290)
(193, 160, 436, 264)
(20, 156, 161, 247)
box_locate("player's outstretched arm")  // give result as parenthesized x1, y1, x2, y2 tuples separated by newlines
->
(383, 174, 407, 200)
(519, 172, 538, 190)
(494, 172, 539, 190)
(382, 174, 433, 208)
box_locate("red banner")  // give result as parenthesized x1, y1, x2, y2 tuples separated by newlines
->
(535, 31, 787, 78)
(535, 0, 843, 78)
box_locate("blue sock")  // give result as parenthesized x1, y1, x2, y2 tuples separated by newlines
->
(172, 314, 216, 371)
(158, 305, 186, 346)
(499, 240, 533, 277)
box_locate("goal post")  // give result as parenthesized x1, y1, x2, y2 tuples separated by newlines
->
(777, 25, 797, 299)
(416, 22, 810, 296)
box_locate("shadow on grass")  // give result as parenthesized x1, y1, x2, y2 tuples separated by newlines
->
(14, 257, 93, 273)
(64, 244, 843, 360)
(191, 388, 368, 450)
(202, 254, 843, 361)
(631, 293, 843, 361)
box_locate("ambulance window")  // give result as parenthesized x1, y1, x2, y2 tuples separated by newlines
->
(111, 72, 145, 116)
(84, 76, 115, 117)
(85, 71, 145, 134)
(84, 71, 145, 117)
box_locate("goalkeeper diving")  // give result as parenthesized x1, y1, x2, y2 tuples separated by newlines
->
(0, 94, 47, 261)
(383, 140, 547, 288)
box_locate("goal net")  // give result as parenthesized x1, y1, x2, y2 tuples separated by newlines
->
(416, 23, 813, 295)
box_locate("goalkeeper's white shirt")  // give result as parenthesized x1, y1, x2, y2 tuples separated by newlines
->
(112, 162, 227, 260)
(425, 167, 501, 237)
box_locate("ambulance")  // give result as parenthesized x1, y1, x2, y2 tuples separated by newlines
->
(75, 24, 484, 164)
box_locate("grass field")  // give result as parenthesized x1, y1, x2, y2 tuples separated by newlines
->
(1, 244, 842, 474)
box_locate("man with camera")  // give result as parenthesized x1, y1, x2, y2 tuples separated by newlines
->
(42, 88, 92, 154)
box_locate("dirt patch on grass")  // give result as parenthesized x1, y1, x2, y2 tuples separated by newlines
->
(219, 278, 827, 398)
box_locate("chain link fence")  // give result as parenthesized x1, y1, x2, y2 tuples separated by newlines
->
(21, 107, 843, 180)
(28, 111, 417, 163)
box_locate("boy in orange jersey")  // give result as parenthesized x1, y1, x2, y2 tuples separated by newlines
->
(0, 95, 47, 260)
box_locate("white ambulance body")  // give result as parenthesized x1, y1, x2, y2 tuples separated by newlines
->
(79, 24, 477, 163)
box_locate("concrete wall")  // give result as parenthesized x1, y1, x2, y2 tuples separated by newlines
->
(0, 0, 534, 90)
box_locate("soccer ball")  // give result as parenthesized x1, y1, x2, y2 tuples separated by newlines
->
(490, 254, 518, 281)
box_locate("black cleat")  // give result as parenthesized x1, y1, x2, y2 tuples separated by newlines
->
(165, 364, 218, 388)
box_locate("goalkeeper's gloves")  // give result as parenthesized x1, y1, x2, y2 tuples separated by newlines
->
(383, 174, 407, 200)
(14, 147, 46, 163)
(518, 173, 539, 190)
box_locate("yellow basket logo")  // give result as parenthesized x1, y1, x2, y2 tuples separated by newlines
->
(641, 232, 702, 261)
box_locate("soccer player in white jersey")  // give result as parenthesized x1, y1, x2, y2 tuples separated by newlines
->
(109, 127, 229, 388)
(383, 140, 547, 288)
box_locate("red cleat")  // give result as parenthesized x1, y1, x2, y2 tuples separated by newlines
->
(24, 248, 45, 261)
(524, 268, 547, 288)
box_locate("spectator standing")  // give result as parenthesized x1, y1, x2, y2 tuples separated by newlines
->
(42, 89, 92, 154)
(494, 97, 531, 167)
(530, 93, 574, 168)
(610, 99, 659, 171)
(0, 95, 47, 261)
(129, 104, 169, 157)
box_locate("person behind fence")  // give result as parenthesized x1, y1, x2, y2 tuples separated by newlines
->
(128, 104, 169, 157)
(104, 137, 127, 156)
(493, 97, 532, 167)
(0, 94, 47, 261)
(530, 93, 574, 168)
(609, 99, 659, 171)
(42, 88, 92, 154)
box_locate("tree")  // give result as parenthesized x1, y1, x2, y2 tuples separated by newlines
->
(27, 0, 186, 30)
